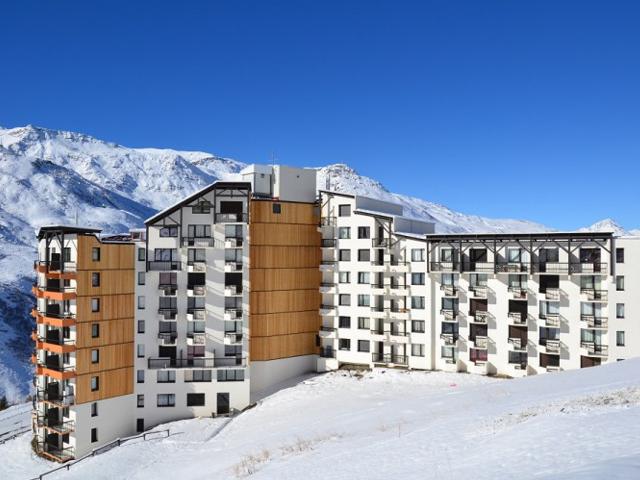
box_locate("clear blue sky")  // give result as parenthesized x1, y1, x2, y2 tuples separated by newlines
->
(1, 1, 639, 230)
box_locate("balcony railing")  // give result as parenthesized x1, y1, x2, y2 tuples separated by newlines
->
(580, 314, 608, 328)
(189, 285, 207, 296)
(508, 312, 527, 325)
(495, 262, 529, 273)
(580, 289, 608, 301)
(541, 288, 560, 301)
(533, 262, 569, 274)
(158, 283, 178, 296)
(148, 261, 181, 271)
(215, 213, 246, 223)
(224, 332, 243, 344)
(544, 339, 561, 354)
(581, 342, 608, 357)
(440, 284, 458, 296)
(440, 309, 458, 321)
(147, 356, 246, 369)
(38, 359, 76, 373)
(508, 286, 528, 299)
(34, 443, 75, 462)
(429, 262, 458, 272)
(372, 238, 390, 248)
(468, 285, 488, 298)
(321, 239, 337, 248)
(570, 262, 608, 274)
(38, 336, 75, 347)
(541, 313, 560, 328)
(371, 353, 408, 365)
(157, 332, 178, 344)
(508, 337, 527, 351)
(319, 348, 335, 358)
(461, 262, 494, 273)
(36, 389, 75, 406)
(181, 236, 216, 247)
(440, 333, 458, 345)
(319, 216, 336, 227)
(469, 310, 489, 323)
(471, 335, 488, 349)
(158, 308, 178, 320)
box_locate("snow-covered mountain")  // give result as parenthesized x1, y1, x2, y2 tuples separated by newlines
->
(578, 218, 635, 237)
(0, 124, 635, 402)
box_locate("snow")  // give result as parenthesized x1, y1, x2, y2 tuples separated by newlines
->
(2, 359, 640, 479)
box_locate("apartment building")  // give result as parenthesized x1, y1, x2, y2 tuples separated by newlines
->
(32, 226, 135, 461)
(31, 164, 639, 462)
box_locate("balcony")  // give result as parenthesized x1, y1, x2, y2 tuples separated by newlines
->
(462, 262, 494, 273)
(542, 288, 560, 301)
(508, 312, 527, 325)
(469, 310, 489, 324)
(533, 262, 569, 274)
(224, 332, 243, 345)
(224, 285, 242, 296)
(495, 262, 529, 273)
(580, 314, 608, 329)
(148, 261, 182, 271)
(580, 289, 608, 302)
(372, 238, 390, 248)
(36, 417, 75, 435)
(371, 353, 408, 365)
(187, 261, 206, 273)
(321, 239, 337, 248)
(471, 335, 488, 349)
(319, 326, 337, 338)
(570, 262, 608, 274)
(388, 283, 409, 295)
(188, 285, 206, 297)
(186, 332, 206, 346)
(34, 442, 75, 463)
(224, 261, 243, 272)
(223, 307, 243, 321)
(319, 216, 336, 227)
(430, 261, 458, 272)
(319, 304, 336, 316)
(508, 337, 527, 351)
(37, 335, 76, 353)
(440, 333, 458, 345)
(508, 286, 528, 300)
(158, 283, 177, 296)
(320, 260, 337, 271)
(181, 237, 216, 247)
(384, 330, 409, 344)
(440, 309, 458, 322)
(468, 285, 488, 299)
(158, 308, 178, 320)
(319, 347, 336, 358)
(158, 332, 178, 345)
(215, 213, 246, 223)
(319, 282, 337, 293)
(581, 342, 608, 357)
(440, 284, 457, 297)
(386, 308, 409, 320)
(225, 237, 243, 249)
(370, 283, 388, 295)
(147, 356, 246, 369)
(541, 313, 560, 328)
(36, 389, 74, 407)
(544, 339, 561, 354)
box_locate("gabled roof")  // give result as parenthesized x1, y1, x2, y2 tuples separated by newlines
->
(37, 225, 102, 240)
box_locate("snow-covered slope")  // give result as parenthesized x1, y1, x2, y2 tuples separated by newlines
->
(579, 218, 639, 237)
(2, 359, 640, 479)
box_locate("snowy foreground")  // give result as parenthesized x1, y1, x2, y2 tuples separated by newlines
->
(2, 360, 640, 480)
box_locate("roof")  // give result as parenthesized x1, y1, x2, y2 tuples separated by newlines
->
(425, 231, 614, 242)
(145, 181, 251, 225)
(37, 225, 102, 239)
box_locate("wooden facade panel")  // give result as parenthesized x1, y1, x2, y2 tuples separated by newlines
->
(250, 333, 318, 361)
(249, 223, 320, 247)
(250, 200, 319, 225)
(249, 268, 321, 292)
(75, 343, 134, 375)
(77, 235, 135, 271)
(76, 319, 134, 348)
(250, 290, 320, 315)
(76, 294, 134, 322)
(75, 367, 133, 404)
(250, 246, 321, 269)
(250, 311, 321, 337)
(75, 270, 134, 297)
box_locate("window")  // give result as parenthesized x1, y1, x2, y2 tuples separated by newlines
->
(187, 224, 211, 238)
(411, 296, 425, 309)
(339, 338, 351, 351)
(338, 204, 351, 217)
(339, 294, 351, 306)
(616, 276, 625, 291)
(338, 227, 350, 239)
(91, 402, 98, 417)
(137, 419, 145, 433)
(357, 294, 370, 307)
(357, 340, 370, 352)
(357, 317, 370, 330)
(157, 370, 176, 383)
(155, 248, 179, 261)
(616, 248, 624, 263)
(157, 394, 176, 407)
(411, 273, 425, 285)
(92, 247, 101, 262)
(272, 203, 281, 214)
(137, 370, 145, 383)
(189, 248, 207, 264)
(339, 249, 351, 261)
(507, 248, 522, 263)
(440, 248, 453, 262)
(138, 272, 145, 285)
(412, 344, 425, 357)
(159, 226, 178, 237)
(411, 249, 424, 262)
(357, 272, 370, 284)
(617, 331, 626, 347)
(137, 344, 145, 358)
(441, 346, 455, 359)
(137, 395, 144, 408)
(138, 248, 146, 261)
(616, 303, 625, 319)
(91, 428, 98, 443)
(412, 320, 425, 333)
(91, 272, 100, 287)
(192, 201, 211, 214)
(357, 227, 370, 239)
(91, 323, 100, 338)
(63, 247, 71, 262)
(91, 298, 100, 312)
(358, 249, 370, 262)
(187, 393, 206, 406)
(217, 370, 244, 382)
(91, 349, 99, 364)
(138, 296, 145, 310)
(339, 316, 351, 328)
(186, 370, 213, 382)
(338, 272, 350, 284)
(91, 376, 99, 391)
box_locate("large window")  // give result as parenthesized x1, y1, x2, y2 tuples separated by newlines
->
(411, 273, 425, 285)
(217, 370, 244, 382)
(338, 272, 350, 283)
(157, 394, 176, 407)
(192, 201, 211, 214)
(339, 339, 351, 351)
(138, 248, 146, 261)
(440, 248, 453, 262)
(187, 224, 211, 238)
(357, 227, 370, 239)
(357, 340, 370, 352)
(185, 370, 212, 382)
(157, 370, 176, 383)
(357, 317, 370, 330)
(441, 346, 456, 359)
(339, 316, 351, 328)
(412, 320, 425, 333)
(412, 344, 425, 357)
(188, 249, 206, 264)
(358, 249, 370, 262)
(616, 276, 625, 291)
(187, 393, 206, 406)
(154, 248, 178, 261)
(338, 205, 351, 217)
(358, 294, 370, 307)
(339, 249, 351, 261)
(411, 296, 425, 309)
(338, 227, 351, 239)
(159, 226, 178, 237)
(411, 249, 424, 262)
(357, 272, 370, 284)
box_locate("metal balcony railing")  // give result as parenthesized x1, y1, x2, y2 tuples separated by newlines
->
(321, 239, 337, 248)
(148, 261, 182, 271)
(215, 213, 246, 223)
(580, 289, 608, 301)
(371, 353, 408, 365)
(580, 314, 608, 328)
(147, 356, 246, 369)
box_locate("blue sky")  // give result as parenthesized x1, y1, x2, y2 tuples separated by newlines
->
(1, 1, 639, 230)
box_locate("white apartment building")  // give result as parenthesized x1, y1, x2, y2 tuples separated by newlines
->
(32, 164, 639, 462)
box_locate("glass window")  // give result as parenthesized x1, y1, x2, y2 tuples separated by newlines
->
(507, 248, 522, 263)
(192, 201, 211, 214)
(357, 227, 370, 239)
(440, 248, 453, 262)
(91, 298, 100, 312)
(157, 394, 176, 407)
(412, 320, 425, 333)
(157, 370, 176, 383)
(338, 205, 351, 217)
(339, 316, 351, 328)
(159, 226, 178, 237)
(91, 272, 100, 287)
(272, 203, 281, 214)
(338, 272, 350, 283)
(138, 272, 145, 285)
(91, 323, 100, 338)
(137, 370, 144, 383)
(358, 249, 370, 262)
(91, 349, 99, 363)
(338, 227, 351, 239)
(137, 344, 145, 358)
(339, 339, 351, 351)
(357, 272, 370, 284)
(138, 248, 146, 261)
(616, 303, 625, 319)
(92, 247, 100, 262)
(186, 370, 213, 382)
(91, 428, 98, 443)
(217, 370, 244, 382)
(339, 294, 351, 306)
(187, 225, 211, 238)
(412, 273, 425, 285)
(357, 340, 370, 352)
(358, 294, 370, 307)
(412, 344, 425, 357)
(138, 296, 145, 309)
(339, 249, 351, 261)
(441, 346, 455, 359)
(91, 376, 99, 391)
(357, 317, 370, 330)
(616, 276, 625, 291)
(137, 395, 144, 407)
(411, 296, 425, 309)
(616, 248, 624, 263)
(411, 249, 424, 262)
(137, 320, 145, 334)
(617, 331, 625, 346)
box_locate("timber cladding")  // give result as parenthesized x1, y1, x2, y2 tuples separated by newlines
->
(249, 200, 322, 361)
(74, 235, 134, 404)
